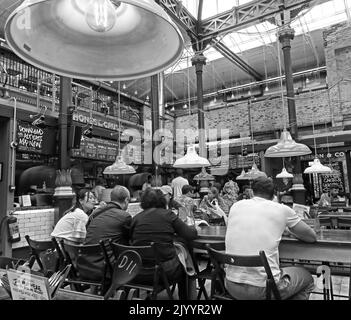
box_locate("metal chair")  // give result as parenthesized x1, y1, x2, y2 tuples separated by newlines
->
(109, 241, 175, 300)
(103, 247, 142, 300)
(60, 240, 113, 295)
(0, 256, 26, 269)
(188, 240, 225, 300)
(206, 245, 281, 300)
(336, 217, 351, 229)
(25, 235, 58, 276)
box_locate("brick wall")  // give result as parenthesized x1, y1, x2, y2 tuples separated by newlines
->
(12, 208, 55, 249)
(324, 22, 351, 126)
(174, 89, 331, 139)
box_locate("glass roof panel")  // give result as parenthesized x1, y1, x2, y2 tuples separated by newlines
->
(167, 0, 349, 73)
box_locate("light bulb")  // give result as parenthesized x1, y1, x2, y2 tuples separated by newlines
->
(85, 0, 117, 33)
(306, 77, 310, 84)
(231, 92, 235, 99)
(122, 83, 127, 90)
(183, 104, 188, 109)
(265, 85, 269, 92)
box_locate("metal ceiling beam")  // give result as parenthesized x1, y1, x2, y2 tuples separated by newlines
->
(211, 39, 264, 81)
(156, 0, 198, 39)
(200, 0, 331, 41)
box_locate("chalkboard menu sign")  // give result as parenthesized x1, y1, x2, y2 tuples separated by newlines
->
(71, 136, 118, 161)
(16, 121, 56, 155)
(320, 161, 345, 194)
(230, 153, 261, 169)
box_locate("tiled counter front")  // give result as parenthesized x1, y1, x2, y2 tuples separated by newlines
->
(12, 208, 55, 249)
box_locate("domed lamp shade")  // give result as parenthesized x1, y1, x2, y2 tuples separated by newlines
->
(5, 0, 184, 80)
(193, 167, 215, 182)
(276, 167, 294, 179)
(173, 145, 210, 168)
(236, 169, 248, 181)
(303, 158, 332, 174)
(103, 155, 136, 175)
(245, 163, 267, 180)
(265, 129, 312, 157)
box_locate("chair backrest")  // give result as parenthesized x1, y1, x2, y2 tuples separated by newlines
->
(104, 249, 142, 300)
(206, 245, 281, 300)
(25, 235, 56, 274)
(60, 240, 109, 280)
(318, 216, 333, 228)
(109, 241, 156, 265)
(0, 256, 26, 269)
(337, 217, 351, 228)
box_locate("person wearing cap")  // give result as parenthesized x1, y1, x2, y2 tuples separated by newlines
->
(160, 185, 182, 213)
(225, 177, 317, 300)
(318, 183, 345, 207)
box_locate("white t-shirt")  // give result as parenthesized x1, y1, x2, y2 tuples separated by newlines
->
(225, 197, 301, 287)
(171, 176, 189, 199)
(51, 208, 89, 243)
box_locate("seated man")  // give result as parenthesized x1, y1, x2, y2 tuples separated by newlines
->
(79, 185, 132, 281)
(318, 183, 345, 207)
(225, 177, 317, 300)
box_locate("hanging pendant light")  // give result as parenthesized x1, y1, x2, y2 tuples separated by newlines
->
(276, 167, 294, 179)
(103, 155, 136, 175)
(103, 81, 135, 175)
(265, 129, 311, 157)
(194, 167, 215, 181)
(173, 145, 210, 168)
(245, 163, 267, 180)
(5, 0, 184, 81)
(304, 158, 331, 174)
(236, 168, 248, 181)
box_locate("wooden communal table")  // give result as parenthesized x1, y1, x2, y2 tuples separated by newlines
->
(196, 226, 351, 298)
(197, 226, 351, 264)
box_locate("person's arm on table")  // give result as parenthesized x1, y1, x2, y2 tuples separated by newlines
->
(288, 220, 317, 243)
(284, 205, 317, 243)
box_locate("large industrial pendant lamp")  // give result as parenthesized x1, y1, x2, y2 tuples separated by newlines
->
(303, 113, 331, 174)
(103, 82, 135, 175)
(173, 145, 210, 169)
(265, 39, 311, 158)
(5, 0, 184, 81)
(245, 99, 267, 181)
(236, 140, 248, 181)
(265, 129, 312, 157)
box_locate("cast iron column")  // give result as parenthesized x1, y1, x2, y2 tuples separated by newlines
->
(59, 76, 72, 169)
(151, 74, 160, 186)
(191, 53, 207, 158)
(54, 76, 74, 224)
(278, 26, 298, 140)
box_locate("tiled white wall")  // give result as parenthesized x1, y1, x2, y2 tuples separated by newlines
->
(12, 209, 55, 249)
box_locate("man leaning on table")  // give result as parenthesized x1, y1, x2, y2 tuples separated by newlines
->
(225, 177, 317, 300)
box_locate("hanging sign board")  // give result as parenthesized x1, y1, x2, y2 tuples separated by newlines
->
(16, 121, 56, 155)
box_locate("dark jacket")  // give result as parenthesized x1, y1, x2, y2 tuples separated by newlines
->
(78, 202, 131, 281)
(130, 208, 198, 262)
